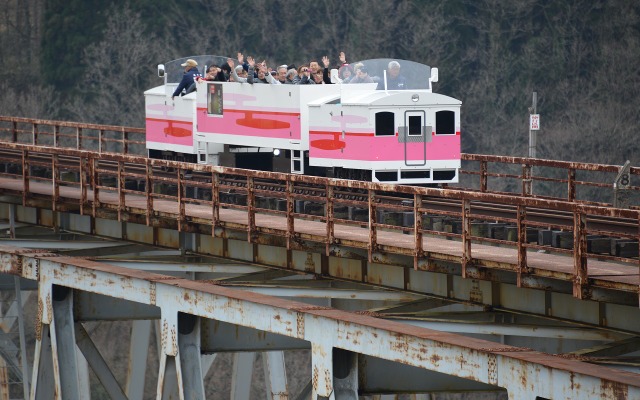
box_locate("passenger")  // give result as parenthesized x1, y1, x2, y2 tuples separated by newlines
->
(309, 60, 321, 75)
(237, 52, 250, 73)
(227, 59, 249, 83)
(378, 60, 407, 90)
(285, 68, 297, 84)
(349, 65, 374, 84)
(204, 65, 225, 81)
(247, 57, 281, 84)
(338, 64, 354, 83)
(220, 62, 232, 81)
(171, 59, 201, 100)
(292, 65, 314, 84)
(315, 56, 333, 84)
(276, 65, 288, 84)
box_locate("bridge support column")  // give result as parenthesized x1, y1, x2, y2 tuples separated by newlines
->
(127, 320, 152, 400)
(31, 284, 81, 399)
(156, 310, 185, 400)
(31, 321, 54, 400)
(311, 343, 334, 399)
(231, 352, 255, 400)
(177, 314, 205, 400)
(51, 286, 80, 400)
(263, 351, 289, 399)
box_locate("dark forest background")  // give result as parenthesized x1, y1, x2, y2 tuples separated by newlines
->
(1, 0, 639, 166)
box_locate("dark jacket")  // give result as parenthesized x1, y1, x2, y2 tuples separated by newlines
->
(321, 67, 332, 84)
(377, 74, 407, 90)
(292, 74, 314, 85)
(172, 67, 201, 97)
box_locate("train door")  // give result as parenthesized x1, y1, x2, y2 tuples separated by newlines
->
(403, 110, 429, 166)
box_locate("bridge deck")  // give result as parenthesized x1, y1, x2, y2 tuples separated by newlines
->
(0, 176, 636, 291)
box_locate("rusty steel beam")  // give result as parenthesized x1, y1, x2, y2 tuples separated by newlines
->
(0, 246, 638, 399)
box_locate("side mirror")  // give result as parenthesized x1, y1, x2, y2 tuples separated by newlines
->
(430, 67, 439, 83)
(158, 64, 165, 78)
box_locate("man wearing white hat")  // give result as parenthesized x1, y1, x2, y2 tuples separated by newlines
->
(172, 59, 201, 100)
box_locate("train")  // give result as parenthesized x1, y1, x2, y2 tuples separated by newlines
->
(145, 55, 461, 185)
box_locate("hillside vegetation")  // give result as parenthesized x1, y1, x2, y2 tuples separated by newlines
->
(2, 0, 638, 164)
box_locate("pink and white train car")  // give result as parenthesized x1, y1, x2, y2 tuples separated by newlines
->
(145, 56, 461, 184)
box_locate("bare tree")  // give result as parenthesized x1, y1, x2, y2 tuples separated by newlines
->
(68, 4, 166, 127)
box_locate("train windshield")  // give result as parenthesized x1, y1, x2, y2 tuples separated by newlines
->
(338, 58, 433, 90)
(164, 55, 238, 84)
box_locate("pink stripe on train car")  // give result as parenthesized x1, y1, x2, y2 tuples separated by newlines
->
(309, 131, 460, 161)
(146, 118, 193, 146)
(196, 107, 301, 140)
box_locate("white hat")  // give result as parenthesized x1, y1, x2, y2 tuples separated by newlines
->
(181, 59, 198, 67)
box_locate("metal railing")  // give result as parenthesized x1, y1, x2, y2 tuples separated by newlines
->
(0, 142, 637, 301)
(0, 116, 146, 156)
(1, 116, 637, 208)
(460, 154, 640, 208)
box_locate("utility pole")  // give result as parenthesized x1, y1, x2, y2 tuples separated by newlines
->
(528, 92, 538, 158)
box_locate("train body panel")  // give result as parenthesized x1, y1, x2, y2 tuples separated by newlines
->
(145, 85, 197, 155)
(145, 55, 462, 184)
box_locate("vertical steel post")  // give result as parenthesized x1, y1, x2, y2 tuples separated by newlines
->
(286, 178, 294, 250)
(247, 176, 255, 243)
(178, 315, 205, 400)
(368, 189, 377, 263)
(212, 171, 220, 236)
(98, 130, 104, 153)
(517, 205, 527, 287)
(52, 154, 59, 212)
(461, 199, 471, 278)
(146, 160, 152, 226)
(76, 127, 82, 150)
(177, 168, 185, 232)
(117, 161, 124, 222)
(32, 123, 37, 145)
(79, 158, 86, 216)
(53, 125, 59, 148)
(91, 157, 98, 218)
(567, 168, 576, 202)
(480, 160, 488, 192)
(573, 211, 588, 299)
(414, 194, 423, 270)
(11, 121, 17, 143)
(326, 183, 335, 256)
(21, 150, 29, 207)
(522, 164, 532, 197)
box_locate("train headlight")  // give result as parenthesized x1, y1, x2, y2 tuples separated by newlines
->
(412, 94, 419, 102)
(273, 149, 281, 156)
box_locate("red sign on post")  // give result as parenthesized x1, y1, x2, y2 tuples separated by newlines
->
(530, 114, 540, 130)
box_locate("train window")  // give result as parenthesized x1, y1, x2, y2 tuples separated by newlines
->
(435, 110, 455, 135)
(408, 115, 422, 136)
(375, 112, 395, 136)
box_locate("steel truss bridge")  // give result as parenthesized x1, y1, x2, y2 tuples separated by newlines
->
(0, 117, 636, 399)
